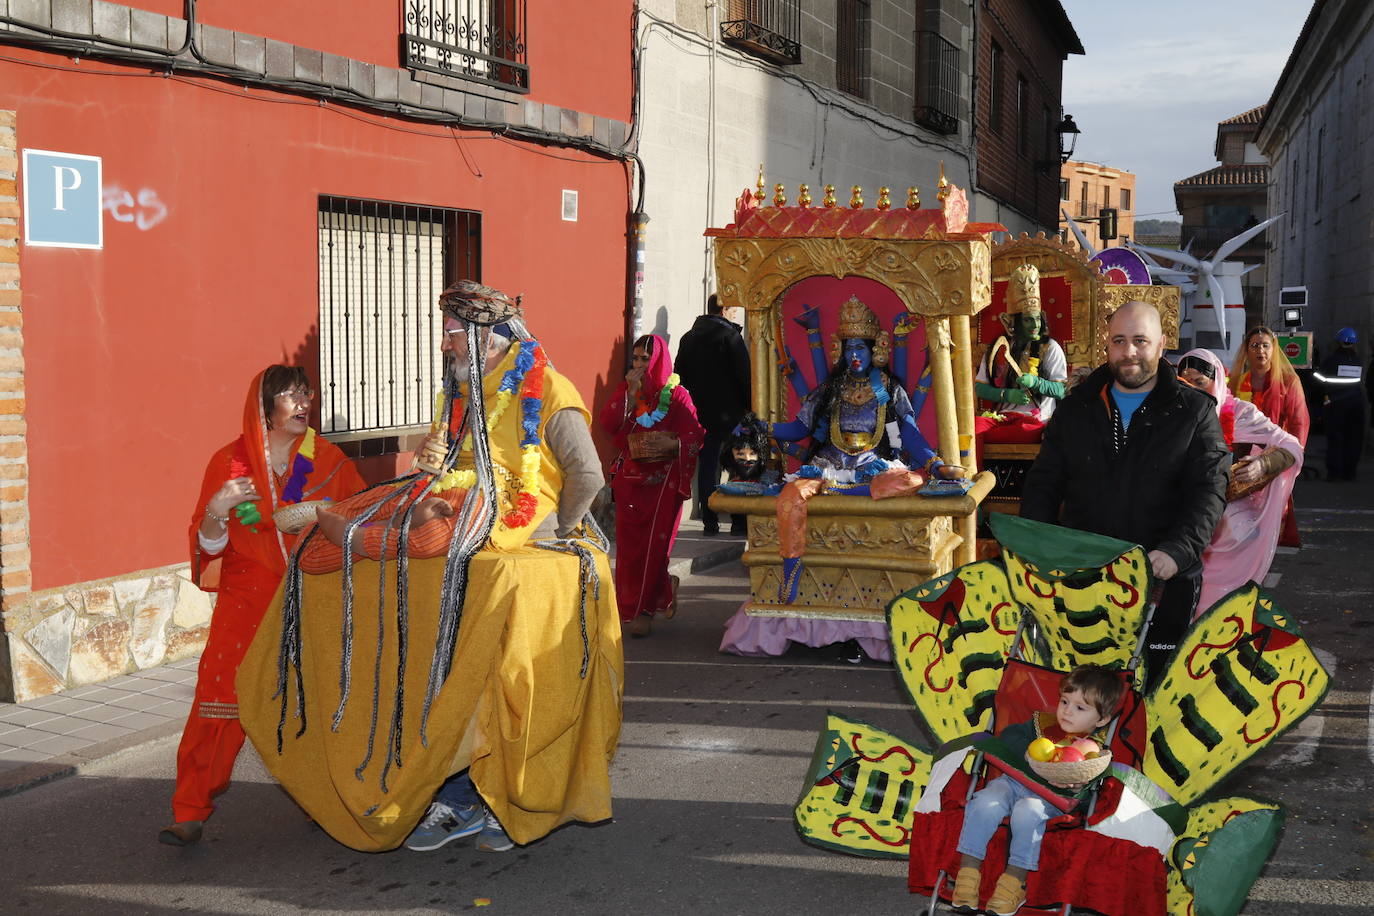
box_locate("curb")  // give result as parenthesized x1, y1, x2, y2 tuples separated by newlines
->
(0, 718, 184, 800)
(667, 540, 746, 579)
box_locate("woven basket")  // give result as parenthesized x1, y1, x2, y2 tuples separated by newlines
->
(1026, 749, 1112, 785)
(628, 429, 679, 462)
(273, 500, 329, 534)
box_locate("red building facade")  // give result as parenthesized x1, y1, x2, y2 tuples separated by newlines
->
(0, 0, 634, 699)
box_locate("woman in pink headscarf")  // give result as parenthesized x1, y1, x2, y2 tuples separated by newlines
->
(600, 334, 705, 637)
(1176, 349, 1303, 615)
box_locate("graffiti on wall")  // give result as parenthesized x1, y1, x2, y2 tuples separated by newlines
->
(102, 184, 168, 231)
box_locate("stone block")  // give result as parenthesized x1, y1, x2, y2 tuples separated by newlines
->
(373, 66, 399, 102)
(63, 587, 84, 612)
(443, 88, 466, 117)
(322, 52, 349, 89)
(198, 23, 235, 67)
(234, 32, 266, 75)
(113, 576, 149, 609)
(397, 73, 423, 105)
(172, 580, 213, 629)
(83, 583, 116, 616)
(165, 625, 208, 662)
(348, 59, 374, 97)
(463, 90, 487, 122)
(420, 81, 444, 109)
(130, 8, 167, 50)
(8, 0, 51, 28)
(486, 97, 516, 126)
(294, 46, 323, 83)
(51, 0, 92, 35)
(593, 116, 611, 148)
(4, 588, 62, 634)
(22, 605, 73, 677)
(167, 15, 186, 51)
(264, 38, 294, 80)
(68, 618, 132, 685)
(522, 100, 542, 130)
(92, 0, 130, 43)
(9, 638, 63, 701)
(129, 583, 175, 669)
(559, 107, 577, 136)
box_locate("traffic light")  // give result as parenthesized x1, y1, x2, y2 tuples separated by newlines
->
(1099, 207, 1118, 241)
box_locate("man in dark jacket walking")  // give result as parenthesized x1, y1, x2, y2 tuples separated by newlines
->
(675, 295, 751, 535)
(1021, 301, 1229, 684)
(1314, 326, 1365, 480)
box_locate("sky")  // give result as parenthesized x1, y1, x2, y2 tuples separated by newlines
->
(1058, 0, 1314, 222)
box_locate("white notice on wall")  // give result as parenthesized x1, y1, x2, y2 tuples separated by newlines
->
(561, 189, 578, 222)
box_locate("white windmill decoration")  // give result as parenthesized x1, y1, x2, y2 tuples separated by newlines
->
(1128, 217, 1281, 365)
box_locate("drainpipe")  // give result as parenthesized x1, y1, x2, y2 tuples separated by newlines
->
(628, 211, 650, 346)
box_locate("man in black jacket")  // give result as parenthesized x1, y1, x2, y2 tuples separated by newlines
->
(1021, 301, 1229, 684)
(676, 294, 752, 535)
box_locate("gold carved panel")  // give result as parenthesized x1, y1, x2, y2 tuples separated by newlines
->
(990, 235, 1101, 370)
(1097, 284, 1181, 364)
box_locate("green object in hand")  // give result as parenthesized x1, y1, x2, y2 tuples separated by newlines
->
(234, 500, 261, 532)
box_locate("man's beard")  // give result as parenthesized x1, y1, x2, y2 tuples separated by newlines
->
(1109, 357, 1157, 390)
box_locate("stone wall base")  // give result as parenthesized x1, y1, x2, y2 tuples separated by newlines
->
(2, 563, 213, 702)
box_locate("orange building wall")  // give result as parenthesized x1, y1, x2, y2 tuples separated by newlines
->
(3, 42, 630, 590)
(1060, 160, 1136, 251)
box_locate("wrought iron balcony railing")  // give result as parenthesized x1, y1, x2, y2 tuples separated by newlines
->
(720, 0, 801, 66)
(402, 0, 528, 93)
(913, 30, 960, 135)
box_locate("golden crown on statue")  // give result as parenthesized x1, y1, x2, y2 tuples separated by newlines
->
(828, 296, 892, 367)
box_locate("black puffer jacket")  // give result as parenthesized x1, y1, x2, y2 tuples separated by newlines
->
(675, 314, 751, 436)
(1020, 361, 1229, 577)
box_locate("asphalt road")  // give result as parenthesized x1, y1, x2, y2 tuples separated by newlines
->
(0, 473, 1369, 914)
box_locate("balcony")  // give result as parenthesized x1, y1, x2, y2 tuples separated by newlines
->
(720, 0, 801, 66)
(913, 30, 960, 135)
(402, 0, 529, 93)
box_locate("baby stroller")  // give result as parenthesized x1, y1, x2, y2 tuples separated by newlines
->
(793, 513, 1329, 916)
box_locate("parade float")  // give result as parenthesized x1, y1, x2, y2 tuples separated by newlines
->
(706, 171, 998, 632)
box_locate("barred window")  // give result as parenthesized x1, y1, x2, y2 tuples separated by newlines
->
(402, 0, 529, 93)
(989, 41, 1004, 132)
(836, 0, 871, 100)
(317, 196, 480, 437)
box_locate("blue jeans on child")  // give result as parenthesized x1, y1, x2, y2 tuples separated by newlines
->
(956, 774, 1056, 871)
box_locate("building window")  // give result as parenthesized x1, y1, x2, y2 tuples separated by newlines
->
(402, 0, 529, 93)
(1313, 126, 1324, 202)
(1042, 105, 1053, 165)
(989, 41, 1004, 132)
(913, 30, 960, 134)
(317, 196, 481, 437)
(1079, 181, 1088, 217)
(1016, 74, 1028, 155)
(1120, 188, 1131, 210)
(836, 0, 871, 99)
(1103, 185, 1111, 208)
(721, 0, 802, 65)
(1059, 178, 1069, 200)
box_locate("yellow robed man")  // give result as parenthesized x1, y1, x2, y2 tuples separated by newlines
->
(236, 281, 622, 853)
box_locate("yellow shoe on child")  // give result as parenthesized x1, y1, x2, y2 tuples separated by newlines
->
(985, 872, 1026, 916)
(949, 865, 982, 912)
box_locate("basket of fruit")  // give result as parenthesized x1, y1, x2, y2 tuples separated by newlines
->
(1025, 736, 1112, 785)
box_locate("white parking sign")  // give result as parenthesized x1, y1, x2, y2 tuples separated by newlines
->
(22, 149, 103, 249)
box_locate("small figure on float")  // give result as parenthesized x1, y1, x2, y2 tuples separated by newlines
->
(973, 264, 1069, 457)
(768, 295, 962, 604)
(715, 412, 783, 496)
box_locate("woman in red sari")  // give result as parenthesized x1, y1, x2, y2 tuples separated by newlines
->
(1230, 326, 1310, 546)
(160, 365, 364, 846)
(600, 335, 704, 637)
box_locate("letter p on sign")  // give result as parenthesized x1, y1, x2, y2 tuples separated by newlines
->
(22, 149, 102, 249)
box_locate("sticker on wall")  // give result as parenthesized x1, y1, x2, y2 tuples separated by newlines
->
(561, 189, 578, 222)
(21, 149, 103, 249)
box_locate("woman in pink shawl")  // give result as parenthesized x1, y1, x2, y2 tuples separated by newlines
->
(600, 334, 705, 637)
(1176, 349, 1303, 616)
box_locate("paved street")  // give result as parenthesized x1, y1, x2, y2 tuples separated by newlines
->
(0, 467, 1371, 914)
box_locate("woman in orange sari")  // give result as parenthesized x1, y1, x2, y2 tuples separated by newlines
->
(599, 335, 704, 637)
(160, 366, 364, 846)
(1230, 326, 1309, 546)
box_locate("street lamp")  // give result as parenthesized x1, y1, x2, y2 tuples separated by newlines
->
(1038, 114, 1080, 173)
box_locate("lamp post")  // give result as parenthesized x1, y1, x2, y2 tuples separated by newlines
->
(1038, 113, 1080, 173)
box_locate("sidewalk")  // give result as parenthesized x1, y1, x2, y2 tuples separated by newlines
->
(0, 516, 746, 798)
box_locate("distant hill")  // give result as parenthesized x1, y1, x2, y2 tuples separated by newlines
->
(1134, 219, 1181, 236)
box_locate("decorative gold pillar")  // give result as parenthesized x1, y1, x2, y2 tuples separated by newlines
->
(747, 308, 773, 419)
(950, 313, 979, 566)
(925, 316, 960, 467)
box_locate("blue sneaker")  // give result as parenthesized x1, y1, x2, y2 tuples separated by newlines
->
(475, 809, 514, 853)
(404, 801, 484, 851)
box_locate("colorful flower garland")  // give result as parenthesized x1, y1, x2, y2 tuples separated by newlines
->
(634, 373, 679, 427)
(432, 339, 548, 528)
(281, 428, 317, 503)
